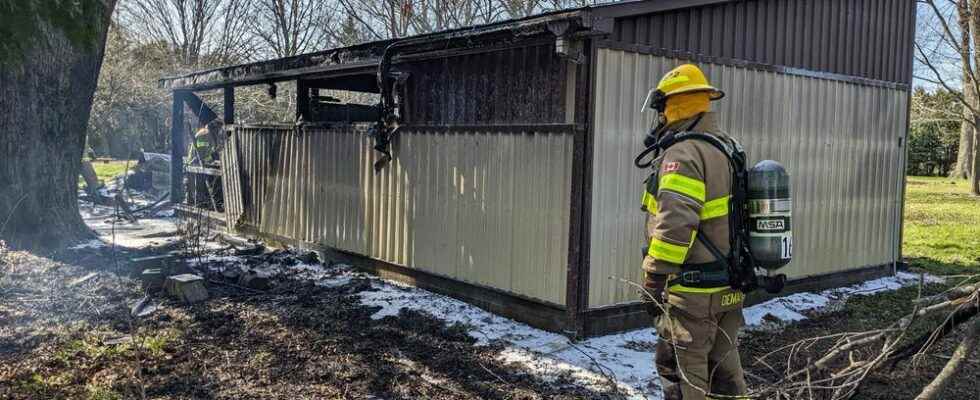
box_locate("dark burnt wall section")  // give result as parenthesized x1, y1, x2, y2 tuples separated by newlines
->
(611, 0, 915, 84)
(400, 40, 567, 125)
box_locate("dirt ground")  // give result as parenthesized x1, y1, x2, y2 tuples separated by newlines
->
(740, 279, 979, 400)
(0, 245, 614, 400)
(1, 242, 977, 399)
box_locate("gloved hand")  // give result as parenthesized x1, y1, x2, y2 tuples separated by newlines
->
(643, 273, 668, 319)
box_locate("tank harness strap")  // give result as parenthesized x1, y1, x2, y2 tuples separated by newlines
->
(667, 259, 730, 288)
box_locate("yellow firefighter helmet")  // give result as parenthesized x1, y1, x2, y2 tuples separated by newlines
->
(643, 64, 725, 113)
(656, 64, 724, 100)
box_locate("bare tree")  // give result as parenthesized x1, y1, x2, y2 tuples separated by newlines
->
(337, 0, 413, 38)
(251, 0, 337, 58)
(916, 0, 980, 195)
(117, 0, 256, 69)
(337, 0, 556, 40)
(498, 0, 542, 19)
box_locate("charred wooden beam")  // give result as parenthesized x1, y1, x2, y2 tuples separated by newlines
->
(296, 80, 311, 122)
(223, 87, 235, 125)
(158, 11, 592, 92)
(183, 92, 218, 126)
(171, 91, 186, 204)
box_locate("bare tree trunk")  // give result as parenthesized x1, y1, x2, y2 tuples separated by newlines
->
(953, 0, 976, 179)
(953, 98, 975, 179)
(973, 121, 980, 194)
(969, 0, 980, 193)
(0, 0, 117, 247)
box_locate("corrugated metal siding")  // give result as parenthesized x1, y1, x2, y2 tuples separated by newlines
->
(220, 131, 244, 230)
(612, 0, 915, 84)
(588, 49, 907, 307)
(230, 125, 573, 305)
(402, 42, 567, 124)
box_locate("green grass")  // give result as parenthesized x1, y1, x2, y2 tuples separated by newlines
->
(903, 176, 980, 275)
(89, 160, 134, 182)
(79, 160, 134, 189)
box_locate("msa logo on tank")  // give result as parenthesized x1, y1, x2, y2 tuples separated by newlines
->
(747, 160, 793, 269)
(755, 218, 786, 231)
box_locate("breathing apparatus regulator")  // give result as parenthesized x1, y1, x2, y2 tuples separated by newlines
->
(635, 67, 792, 294)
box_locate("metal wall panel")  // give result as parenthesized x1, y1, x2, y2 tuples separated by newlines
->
(611, 0, 915, 84)
(220, 131, 244, 230)
(588, 49, 907, 308)
(230, 125, 573, 305)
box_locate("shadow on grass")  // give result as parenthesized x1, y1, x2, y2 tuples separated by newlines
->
(905, 256, 980, 277)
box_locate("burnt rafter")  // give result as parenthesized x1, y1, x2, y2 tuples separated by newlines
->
(159, 10, 593, 92)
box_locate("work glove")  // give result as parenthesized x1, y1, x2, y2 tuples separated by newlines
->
(643, 273, 668, 319)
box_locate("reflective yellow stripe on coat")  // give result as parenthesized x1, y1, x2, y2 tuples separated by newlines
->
(647, 237, 689, 264)
(659, 173, 706, 202)
(700, 196, 730, 220)
(668, 284, 729, 294)
(648, 231, 698, 265)
(641, 191, 658, 213)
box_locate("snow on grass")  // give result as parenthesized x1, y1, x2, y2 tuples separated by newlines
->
(68, 239, 106, 250)
(743, 271, 944, 328)
(357, 280, 652, 397)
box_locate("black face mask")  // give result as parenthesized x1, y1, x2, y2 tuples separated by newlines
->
(643, 113, 668, 148)
(635, 112, 705, 169)
(635, 89, 669, 167)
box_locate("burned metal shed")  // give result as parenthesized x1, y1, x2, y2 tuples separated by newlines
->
(161, 0, 916, 337)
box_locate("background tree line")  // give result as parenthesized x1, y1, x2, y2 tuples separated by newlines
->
(87, 0, 602, 158)
(909, 87, 961, 176)
(916, 0, 980, 193)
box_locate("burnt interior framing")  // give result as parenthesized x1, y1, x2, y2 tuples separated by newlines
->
(162, 0, 917, 338)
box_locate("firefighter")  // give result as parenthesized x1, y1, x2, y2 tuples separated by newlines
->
(639, 64, 748, 400)
(190, 120, 222, 165)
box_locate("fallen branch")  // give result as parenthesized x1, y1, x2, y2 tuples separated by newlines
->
(914, 282, 980, 306)
(914, 316, 980, 400)
(887, 302, 980, 368)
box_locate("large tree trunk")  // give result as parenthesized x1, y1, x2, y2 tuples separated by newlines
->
(953, 0, 977, 179)
(973, 124, 980, 194)
(0, 1, 117, 247)
(970, 1, 980, 194)
(953, 102, 976, 179)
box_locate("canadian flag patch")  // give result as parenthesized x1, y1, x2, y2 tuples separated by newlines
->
(663, 162, 680, 173)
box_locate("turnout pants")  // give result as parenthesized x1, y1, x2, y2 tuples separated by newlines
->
(654, 291, 748, 400)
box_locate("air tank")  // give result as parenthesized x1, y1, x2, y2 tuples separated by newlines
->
(747, 160, 792, 270)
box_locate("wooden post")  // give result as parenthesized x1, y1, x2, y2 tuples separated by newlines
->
(296, 80, 310, 122)
(224, 86, 235, 124)
(171, 91, 185, 204)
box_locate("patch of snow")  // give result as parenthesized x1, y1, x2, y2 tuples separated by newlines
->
(743, 291, 829, 326)
(77, 204, 180, 249)
(744, 271, 944, 328)
(68, 239, 106, 250)
(193, 256, 359, 289)
(357, 281, 654, 397)
(352, 269, 941, 399)
(188, 255, 246, 266)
